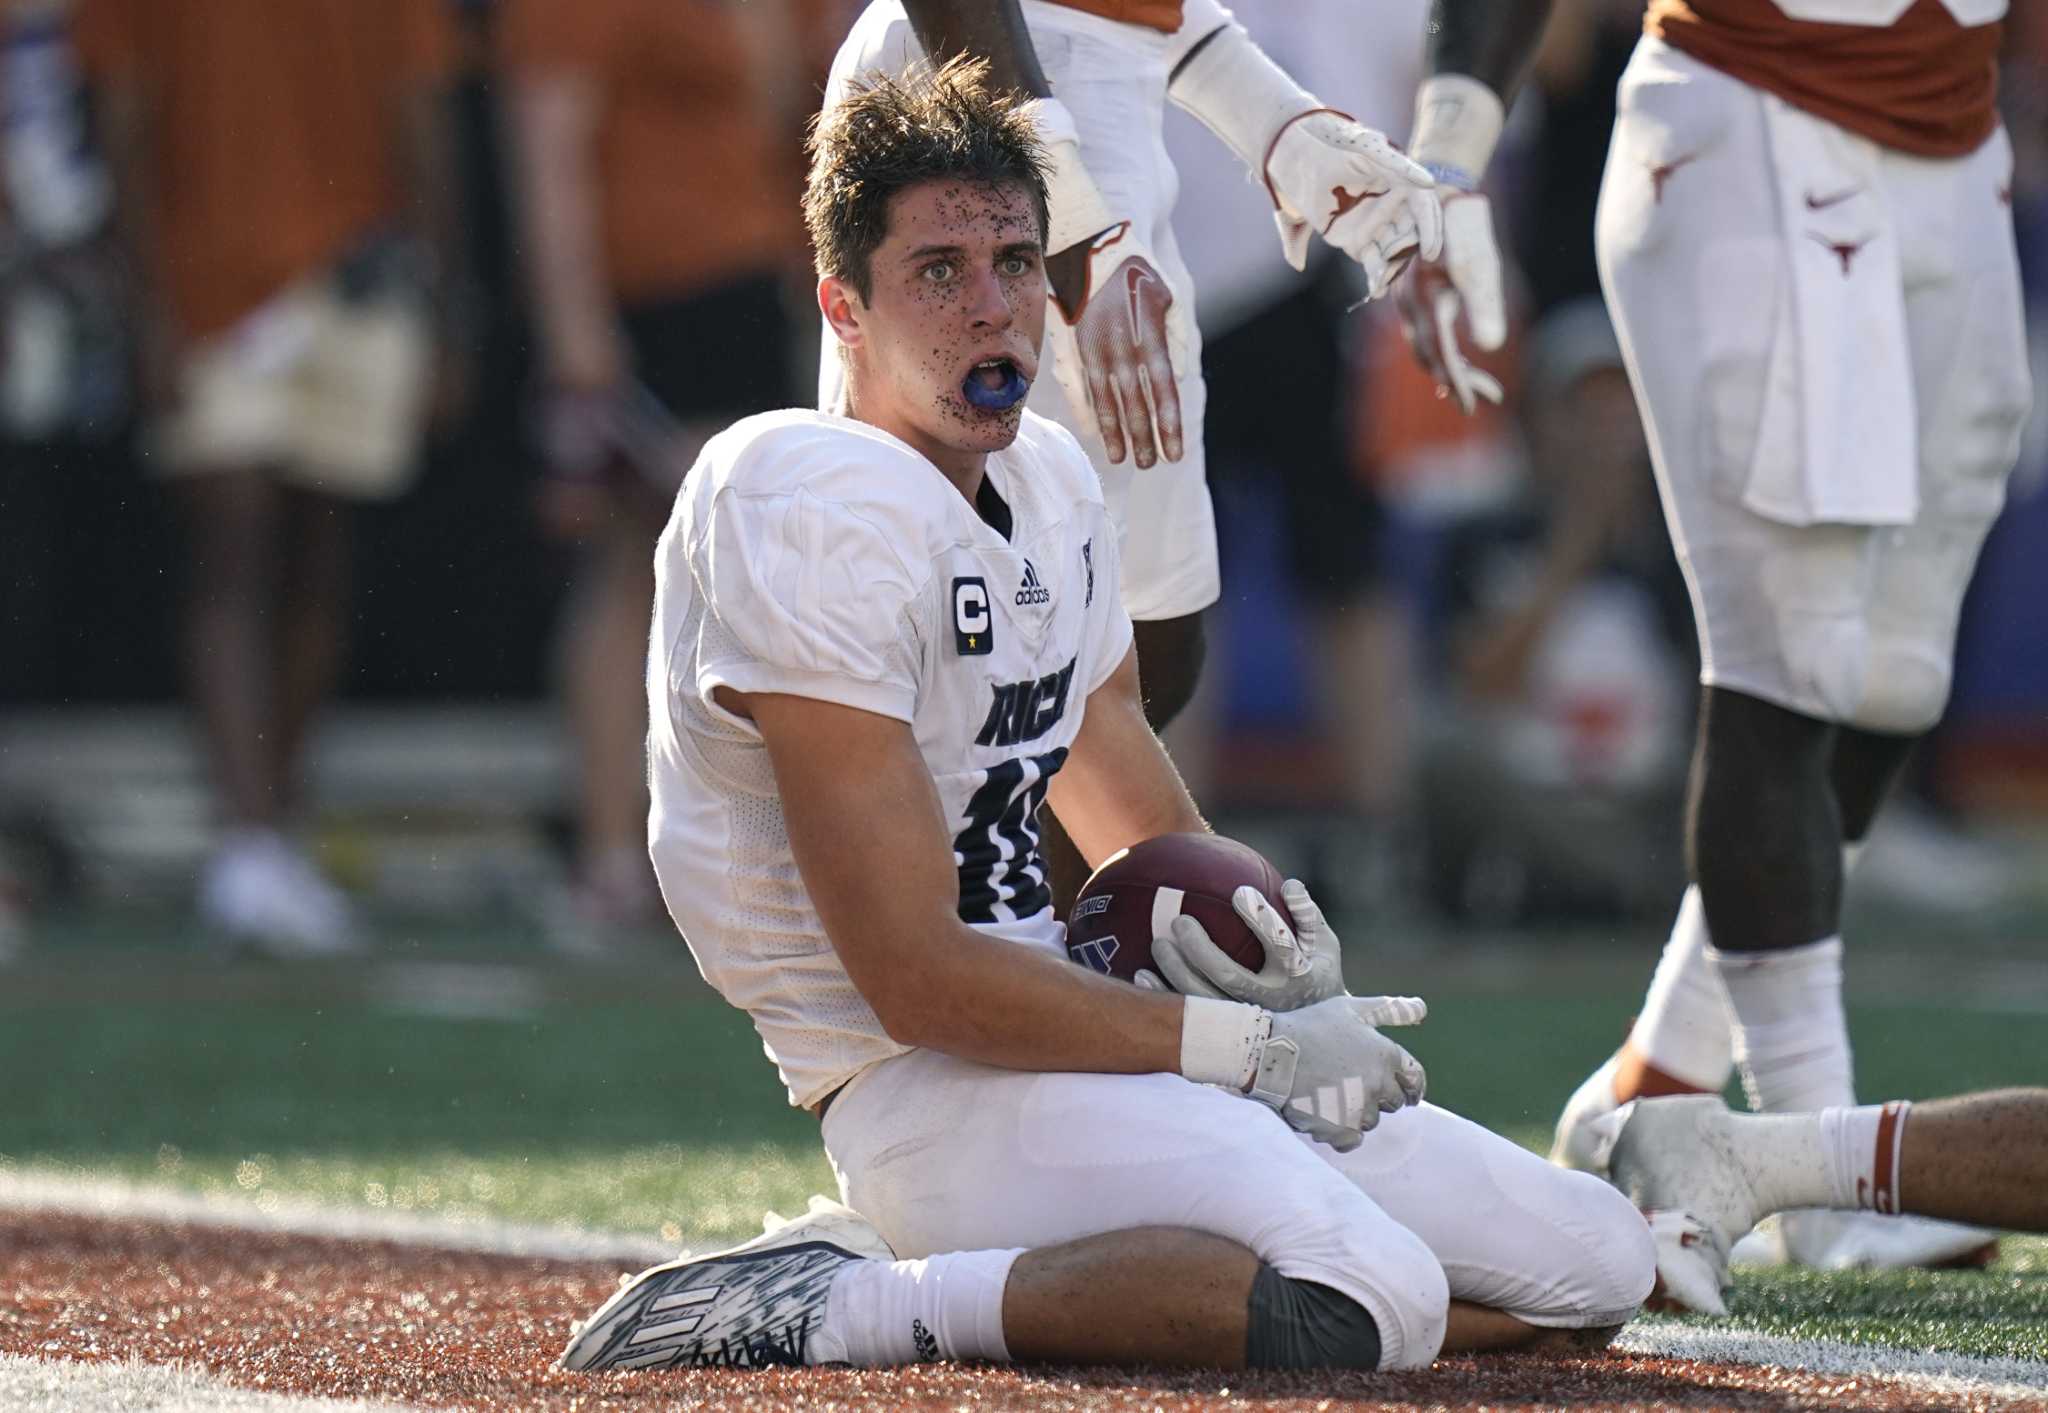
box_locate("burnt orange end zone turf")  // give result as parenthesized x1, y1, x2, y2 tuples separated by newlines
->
(0, 1210, 2017, 1410)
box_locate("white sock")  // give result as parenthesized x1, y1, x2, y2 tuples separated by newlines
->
(1711, 936, 1854, 1113)
(1726, 1100, 1908, 1216)
(1823, 1100, 1910, 1214)
(818, 1249, 1020, 1365)
(1631, 886, 1735, 1091)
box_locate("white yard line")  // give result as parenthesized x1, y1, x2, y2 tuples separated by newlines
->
(1618, 1321, 2048, 1401)
(0, 1355, 414, 1413)
(8, 1168, 2045, 1406)
(0, 1168, 672, 1264)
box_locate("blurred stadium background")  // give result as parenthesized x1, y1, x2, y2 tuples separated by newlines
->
(3, 0, 2047, 1398)
(5, 0, 2047, 956)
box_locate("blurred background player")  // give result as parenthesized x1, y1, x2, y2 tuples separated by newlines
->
(1, 0, 123, 956)
(1166, 0, 1431, 907)
(1406, 0, 2032, 1270)
(499, 0, 831, 946)
(818, 0, 1441, 908)
(73, 0, 462, 956)
(1422, 298, 1692, 923)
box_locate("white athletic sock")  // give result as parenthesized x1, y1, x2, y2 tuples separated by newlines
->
(1711, 936, 1854, 1113)
(818, 1249, 1020, 1366)
(1631, 886, 1735, 1091)
(1724, 1100, 1908, 1216)
(1823, 1100, 1911, 1214)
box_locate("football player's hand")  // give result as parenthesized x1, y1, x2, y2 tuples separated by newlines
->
(1246, 995, 1428, 1151)
(1264, 111, 1441, 297)
(1157, 879, 1378, 1018)
(1395, 192, 1506, 413)
(1045, 222, 1186, 469)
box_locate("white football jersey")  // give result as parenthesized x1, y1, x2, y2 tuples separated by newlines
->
(647, 407, 1134, 1108)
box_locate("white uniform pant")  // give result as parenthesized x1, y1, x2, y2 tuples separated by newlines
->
(1596, 39, 2031, 735)
(819, 0, 1221, 622)
(822, 1048, 1655, 1370)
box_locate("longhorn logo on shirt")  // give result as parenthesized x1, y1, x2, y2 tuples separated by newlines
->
(953, 576, 993, 655)
(1015, 559, 1051, 606)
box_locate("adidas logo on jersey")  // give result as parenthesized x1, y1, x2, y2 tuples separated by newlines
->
(1015, 559, 1051, 606)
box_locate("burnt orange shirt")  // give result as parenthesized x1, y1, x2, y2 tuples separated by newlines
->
(1646, 0, 2001, 158)
(1047, 0, 1184, 32)
(72, 0, 456, 338)
(499, 0, 813, 305)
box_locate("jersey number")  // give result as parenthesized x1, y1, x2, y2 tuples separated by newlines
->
(953, 748, 1068, 924)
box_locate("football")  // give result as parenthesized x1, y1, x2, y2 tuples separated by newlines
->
(1065, 832, 1285, 987)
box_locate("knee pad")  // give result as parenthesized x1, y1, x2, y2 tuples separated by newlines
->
(1783, 611, 1950, 737)
(1246, 1267, 1382, 1371)
(1274, 1212, 1448, 1370)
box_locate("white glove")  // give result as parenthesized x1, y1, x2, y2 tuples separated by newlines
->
(1153, 881, 1426, 1031)
(1263, 112, 1442, 295)
(1398, 73, 1509, 413)
(1252, 995, 1428, 1152)
(1395, 192, 1506, 413)
(1165, 17, 1438, 299)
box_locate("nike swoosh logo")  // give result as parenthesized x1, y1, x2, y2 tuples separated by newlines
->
(1124, 261, 1163, 329)
(1805, 187, 1862, 211)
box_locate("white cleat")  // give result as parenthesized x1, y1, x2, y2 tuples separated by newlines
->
(1605, 1095, 1762, 1315)
(200, 831, 359, 959)
(1779, 1209, 1998, 1272)
(1550, 1052, 1623, 1173)
(559, 1196, 894, 1372)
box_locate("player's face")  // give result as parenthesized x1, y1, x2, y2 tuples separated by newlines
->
(836, 179, 1047, 470)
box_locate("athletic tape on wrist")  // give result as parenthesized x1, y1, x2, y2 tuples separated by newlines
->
(1165, 18, 1320, 179)
(1408, 74, 1505, 191)
(1019, 97, 1117, 254)
(1181, 996, 1270, 1091)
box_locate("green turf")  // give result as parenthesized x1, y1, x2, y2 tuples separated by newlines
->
(4, 981, 2045, 1359)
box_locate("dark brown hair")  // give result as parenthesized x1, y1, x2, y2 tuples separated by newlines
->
(804, 56, 1051, 301)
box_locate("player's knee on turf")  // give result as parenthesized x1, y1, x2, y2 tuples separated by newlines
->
(1277, 1209, 1448, 1370)
(1552, 1173, 1658, 1326)
(1245, 1267, 1384, 1370)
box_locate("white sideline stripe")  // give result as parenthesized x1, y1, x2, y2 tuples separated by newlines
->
(0, 1354, 415, 1413)
(1619, 1321, 2048, 1401)
(9, 1170, 2041, 1405)
(0, 1169, 673, 1264)
(1150, 886, 1185, 944)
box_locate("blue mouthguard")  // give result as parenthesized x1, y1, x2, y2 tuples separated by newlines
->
(962, 363, 1030, 411)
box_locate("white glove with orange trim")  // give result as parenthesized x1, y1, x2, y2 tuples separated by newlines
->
(1168, 13, 1440, 298)
(1397, 74, 1510, 413)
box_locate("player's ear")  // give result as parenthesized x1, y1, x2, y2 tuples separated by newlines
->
(819, 275, 866, 351)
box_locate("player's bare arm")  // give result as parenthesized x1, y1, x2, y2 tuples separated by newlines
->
(737, 686, 1188, 1078)
(1042, 643, 1205, 868)
(901, 0, 1185, 469)
(1397, 0, 1558, 412)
